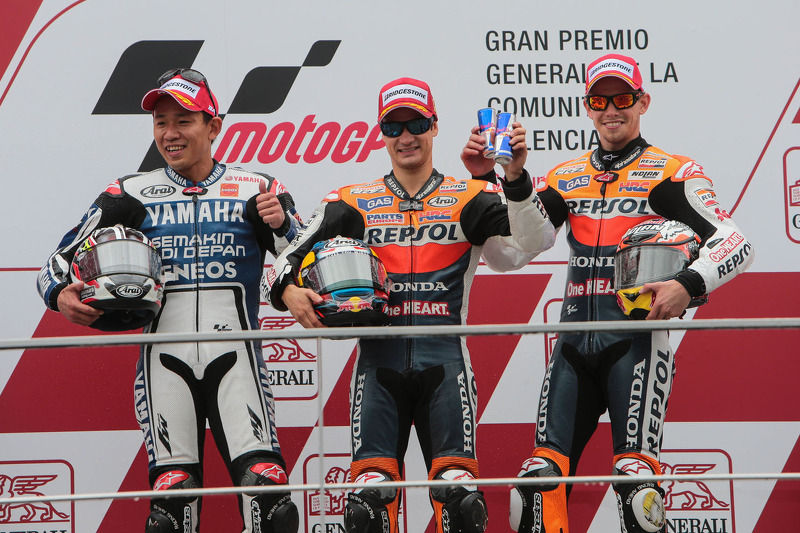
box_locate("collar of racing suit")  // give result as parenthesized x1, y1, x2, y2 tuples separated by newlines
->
(593, 136, 650, 171)
(384, 169, 445, 211)
(165, 160, 226, 188)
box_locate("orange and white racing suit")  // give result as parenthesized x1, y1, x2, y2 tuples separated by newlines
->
(266, 169, 555, 533)
(509, 136, 753, 533)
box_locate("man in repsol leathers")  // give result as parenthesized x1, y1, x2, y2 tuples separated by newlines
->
(502, 54, 754, 533)
(37, 69, 302, 533)
(265, 77, 556, 533)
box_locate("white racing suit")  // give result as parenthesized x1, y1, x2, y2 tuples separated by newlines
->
(37, 163, 302, 533)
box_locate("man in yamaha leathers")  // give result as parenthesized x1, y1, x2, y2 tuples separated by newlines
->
(505, 54, 754, 533)
(265, 77, 555, 533)
(37, 69, 301, 533)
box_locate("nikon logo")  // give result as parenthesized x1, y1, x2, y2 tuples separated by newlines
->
(115, 284, 144, 298)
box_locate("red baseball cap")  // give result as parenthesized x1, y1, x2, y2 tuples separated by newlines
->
(585, 54, 643, 94)
(377, 77, 437, 122)
(141, 73, 218, 116)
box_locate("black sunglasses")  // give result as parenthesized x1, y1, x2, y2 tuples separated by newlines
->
(158, 68, 217, 116)
(584, 91, 644, 111)
(380, 117, 434, 138)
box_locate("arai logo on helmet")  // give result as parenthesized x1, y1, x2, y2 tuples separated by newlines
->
(140, 185, 176, 198)
(114, 284, 144, 298)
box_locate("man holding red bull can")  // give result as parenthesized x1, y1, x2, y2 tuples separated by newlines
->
(493, 54, 754, 533)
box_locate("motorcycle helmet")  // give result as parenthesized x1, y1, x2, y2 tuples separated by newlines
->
(70, 224, 163, 331)
(298, 237, 390, 327)
(614, 218, 706, 320)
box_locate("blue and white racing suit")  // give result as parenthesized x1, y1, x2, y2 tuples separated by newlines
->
(37, 163, 301, 532)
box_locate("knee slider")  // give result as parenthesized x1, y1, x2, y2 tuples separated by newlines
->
(509, 457, 561, 533)
(344, 472, 398, 533)
(146, 470, 200, 533)
(430, 469, 487, 533)
(612, 458, 666, 533)
(240, 462, 298, 533)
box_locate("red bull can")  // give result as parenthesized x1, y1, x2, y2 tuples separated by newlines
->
(477, 107, 498, 158)
(494, 112, 515, 165)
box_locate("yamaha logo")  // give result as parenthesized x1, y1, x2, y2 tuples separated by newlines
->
(140, 184, 176, 198)
(114, 284, 144, 298)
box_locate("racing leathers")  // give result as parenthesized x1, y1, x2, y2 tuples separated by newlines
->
(37, 163, 302, 533)
(508, 136, 753, 533)
(266, 169, 555, 533)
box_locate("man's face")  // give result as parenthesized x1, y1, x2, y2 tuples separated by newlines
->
(585, 77, 650, 151)
(381, 107, 438, 173)
(152, 96, 220, 181)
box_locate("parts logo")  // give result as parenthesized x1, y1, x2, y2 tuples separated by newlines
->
(259, 315, 317, 401)
(0, 460, 74, 532)
(660, 449, 735, 532)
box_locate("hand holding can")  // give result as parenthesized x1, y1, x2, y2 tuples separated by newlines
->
(477, 108, 498, 159)
(494, 112, 516, 165)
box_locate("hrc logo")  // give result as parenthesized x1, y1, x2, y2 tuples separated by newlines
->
(618, 180, 651, 193)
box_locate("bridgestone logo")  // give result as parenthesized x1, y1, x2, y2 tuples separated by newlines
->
(383, 86, 427, 104)
(589, 59, 634, 79)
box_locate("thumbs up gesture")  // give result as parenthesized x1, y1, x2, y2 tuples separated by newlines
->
(256, 179, 286, 229)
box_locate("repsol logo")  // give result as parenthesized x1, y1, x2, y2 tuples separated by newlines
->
(566, 197, 650, 216)
(716, 243, 752, 278)
(91, 40, 378, 171)
(366, 223, 460, 243)
(645, 350, 671, 455)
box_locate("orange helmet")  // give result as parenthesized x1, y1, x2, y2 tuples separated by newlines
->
(614, 218, 706, 319)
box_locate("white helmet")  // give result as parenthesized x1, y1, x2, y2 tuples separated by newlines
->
(70, 225, 163, 331)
